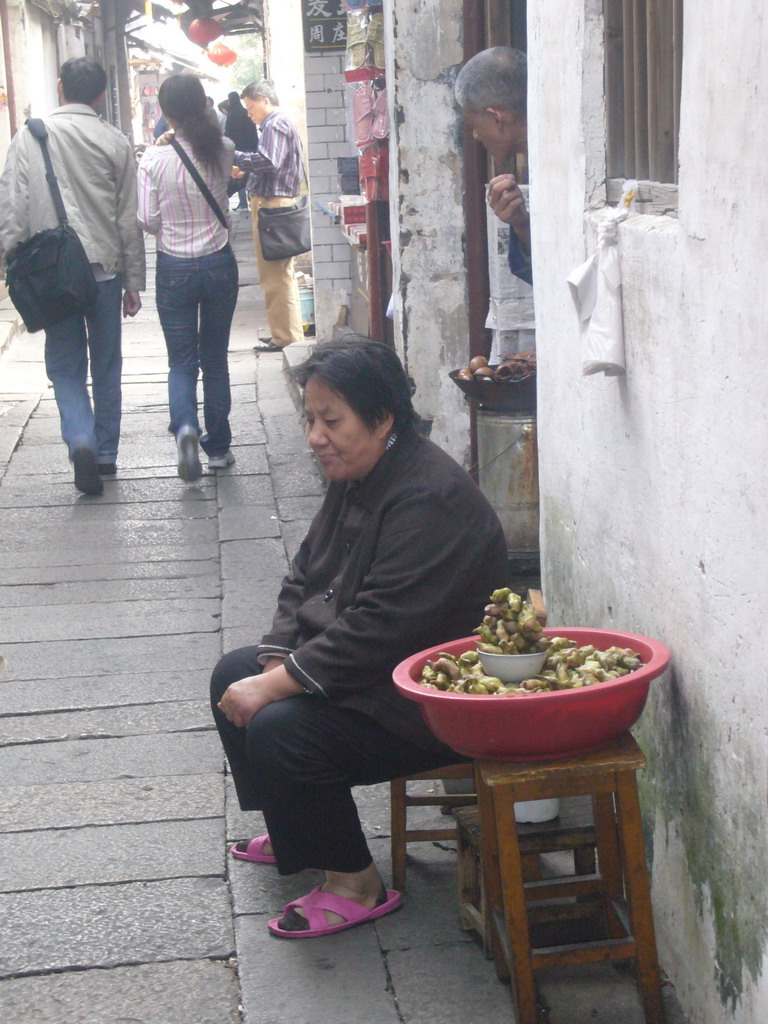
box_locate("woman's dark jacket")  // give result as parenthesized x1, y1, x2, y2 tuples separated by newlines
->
(258, 427, 508, 750)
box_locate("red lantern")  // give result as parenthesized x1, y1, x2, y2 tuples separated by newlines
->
(207, 42, 238, 67)
(187, 18, 222, 45)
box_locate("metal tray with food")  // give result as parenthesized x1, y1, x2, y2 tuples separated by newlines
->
(449, 363, 536, 413)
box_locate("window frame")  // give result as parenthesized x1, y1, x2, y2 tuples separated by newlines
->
(604, 0, 683, 197)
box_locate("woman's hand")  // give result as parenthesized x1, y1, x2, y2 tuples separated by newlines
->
(155, 131, 175, 147)
(218, 674, 269, 728)
(218, 662, 305, 728)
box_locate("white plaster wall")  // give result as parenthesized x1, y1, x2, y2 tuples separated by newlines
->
(387, 0, 470, 464)
(0, 7, 99, 171)
(8, 1, 59, 120)
(264, 0, 307, 141)
(529, 1, 768, 1021)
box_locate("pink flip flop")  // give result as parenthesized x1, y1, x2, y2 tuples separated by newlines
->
(268, 885, 402, 939)
(230, 835, 276, 864)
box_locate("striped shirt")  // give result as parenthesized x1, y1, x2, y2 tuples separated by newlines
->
(137, 134, 233, 258)
(234, 109, 303, 198)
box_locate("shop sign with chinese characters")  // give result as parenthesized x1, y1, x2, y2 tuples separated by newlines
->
(302, 0, 347, 52)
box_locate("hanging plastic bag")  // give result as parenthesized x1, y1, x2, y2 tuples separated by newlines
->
(566, 181, 637, 376)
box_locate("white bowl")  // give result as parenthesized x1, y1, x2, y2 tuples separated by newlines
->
(514, 798, 561, 822)
(477, 648, 548, 684)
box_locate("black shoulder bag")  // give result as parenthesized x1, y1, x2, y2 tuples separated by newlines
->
(5, 118, 98, 333)
(168, 137, 229, 231)
(257, 193, 312, 262)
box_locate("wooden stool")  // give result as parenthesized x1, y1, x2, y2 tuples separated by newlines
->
(454, 795, 597, 956)
(389, 763, 475, 891)
(476, 732, 666, 1024)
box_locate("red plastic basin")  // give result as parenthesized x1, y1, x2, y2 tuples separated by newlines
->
(393, 628, 670, 761)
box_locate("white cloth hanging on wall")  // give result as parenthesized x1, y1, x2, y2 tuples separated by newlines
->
(566, 181, 637, 376)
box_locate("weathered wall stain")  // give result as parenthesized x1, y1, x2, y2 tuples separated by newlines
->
(638, 679, 768, 1011)
(389, 0, 471, 465)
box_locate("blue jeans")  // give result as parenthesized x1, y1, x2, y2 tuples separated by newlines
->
(155, 246, 239, 457)
(44, 276, 123, 464)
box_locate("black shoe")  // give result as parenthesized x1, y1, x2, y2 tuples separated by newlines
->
(98, 463, 117, 476)
(253, 340, 284, 353)
(73, 448, 104, 496)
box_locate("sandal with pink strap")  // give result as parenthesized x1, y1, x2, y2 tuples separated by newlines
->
(268, 884, 402, 939)
(353, 81, 375, 147)
(230, 835, 276, 864)
(371, 86, 389, 140)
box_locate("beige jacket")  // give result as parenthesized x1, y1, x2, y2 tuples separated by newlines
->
(0, 104, 145, 291)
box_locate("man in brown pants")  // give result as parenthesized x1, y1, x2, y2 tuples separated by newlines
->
(233, 81, 304, 352)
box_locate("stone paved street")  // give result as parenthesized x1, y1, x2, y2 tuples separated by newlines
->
(0, 219, 688, 1023)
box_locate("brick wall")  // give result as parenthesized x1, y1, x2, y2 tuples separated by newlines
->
(303, 51, 354, 340)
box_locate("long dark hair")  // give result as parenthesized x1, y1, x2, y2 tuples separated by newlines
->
(159, 74, 224, 169)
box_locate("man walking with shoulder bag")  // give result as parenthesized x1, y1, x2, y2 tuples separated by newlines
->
(0, 57, 145, 495)
(232, 81, 305, 353)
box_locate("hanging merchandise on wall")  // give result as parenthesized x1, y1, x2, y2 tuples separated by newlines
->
(343, 3, 389, 205)
(371, 83, 388, 138)
(351, 80, 388, 148)
(344, 1, 384, 72)
(337, 156, 360, 194)
(359, 142, 388, 201)
(338, 0, 391, 344)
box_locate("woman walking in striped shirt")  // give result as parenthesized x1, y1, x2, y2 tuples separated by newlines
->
(138, 74, 238, 482)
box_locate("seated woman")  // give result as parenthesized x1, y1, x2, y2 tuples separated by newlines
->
(211, 336, 507, 939)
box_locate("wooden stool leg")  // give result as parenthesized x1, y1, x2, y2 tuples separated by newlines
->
(593, 791, 626, 938)
(615, 771, 666, 1024)
(455, 819, 475, 931)
(493, 787, 538, 1024)
(390, 778, 407, 892)
(476, 772, 510, 981)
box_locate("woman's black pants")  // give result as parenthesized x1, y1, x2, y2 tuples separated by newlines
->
(210, 646, 462, 877)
